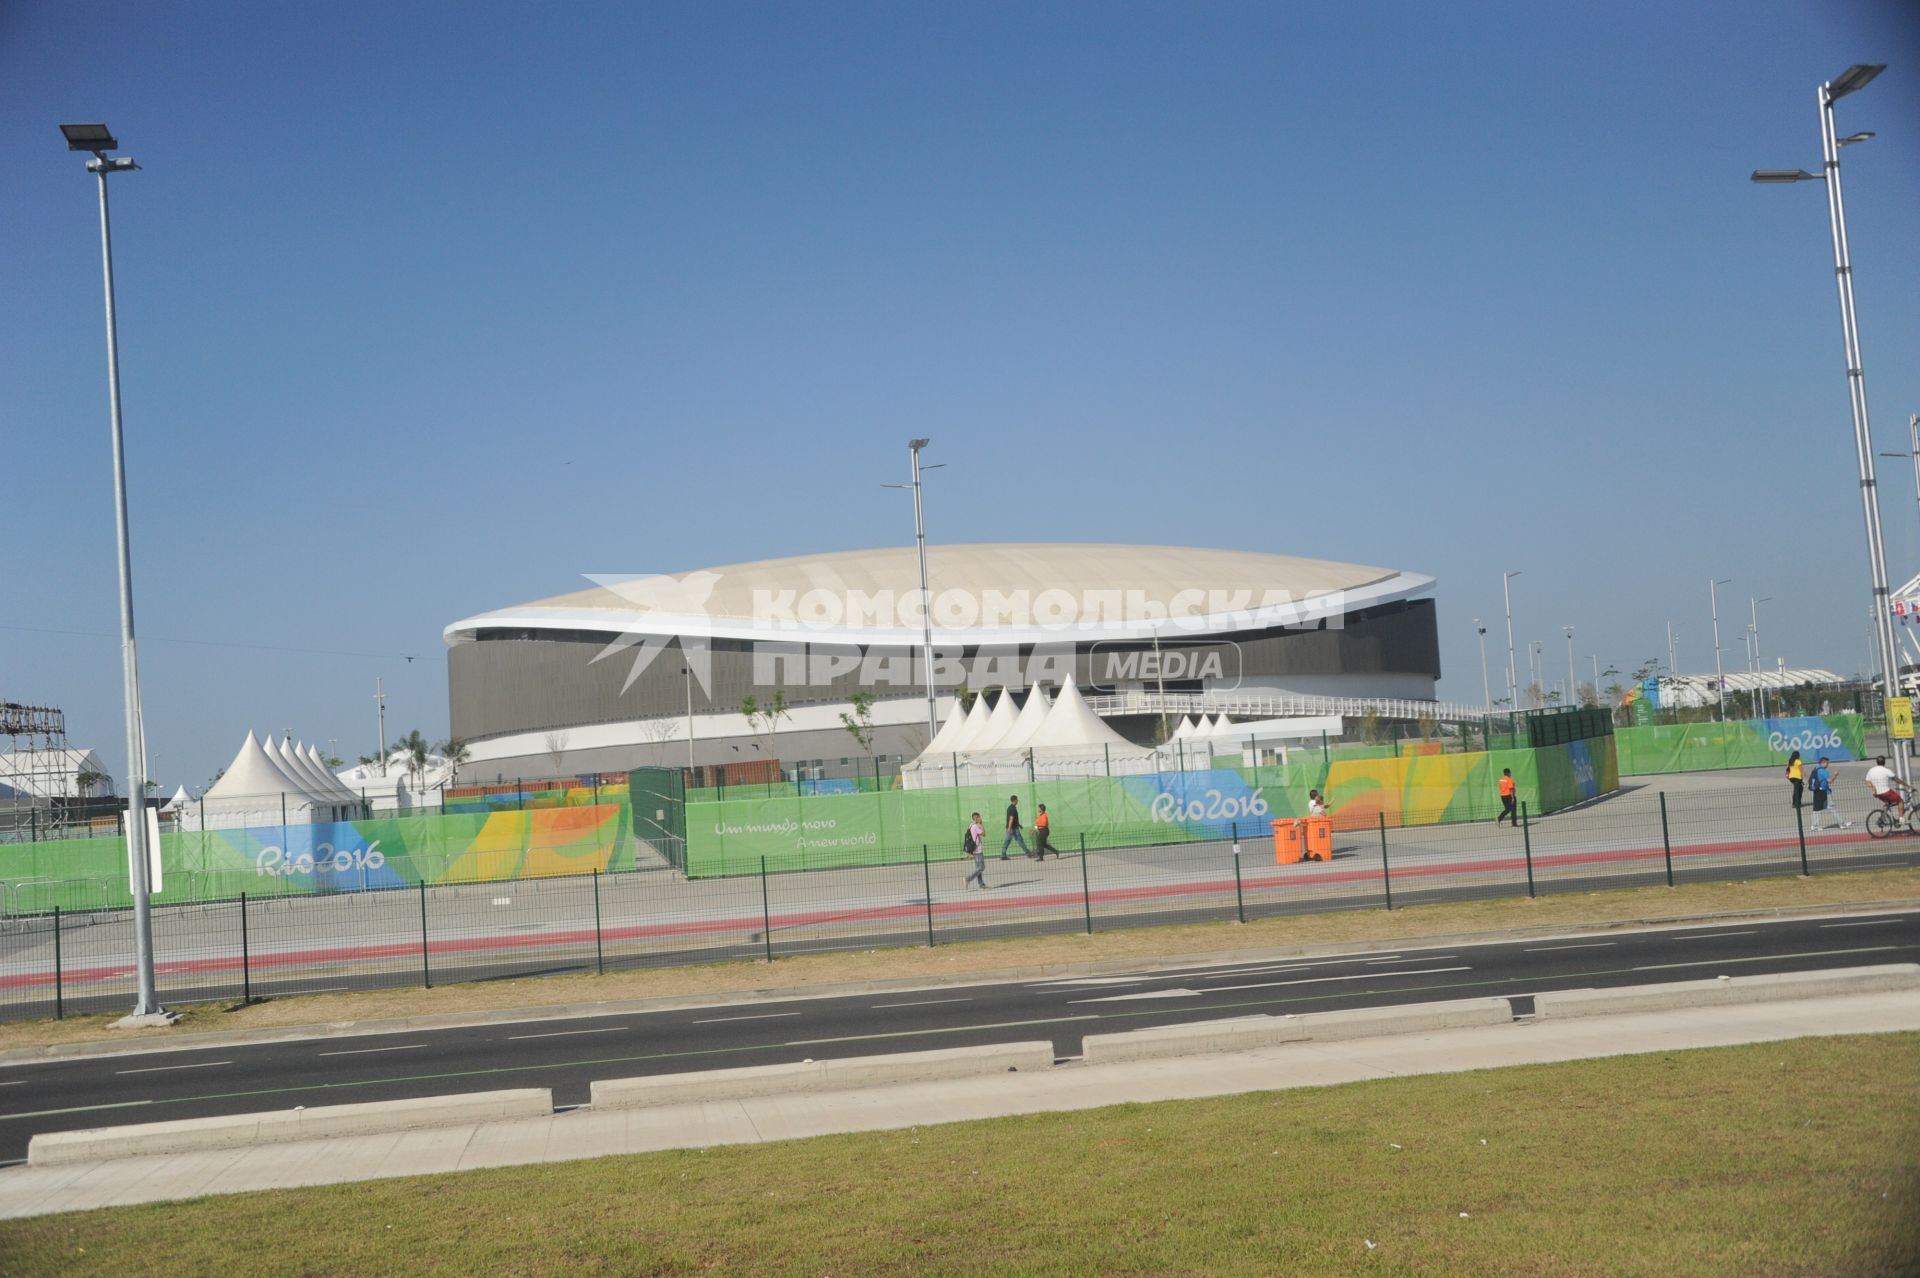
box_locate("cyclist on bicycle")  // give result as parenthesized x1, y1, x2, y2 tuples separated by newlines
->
(1864, 756, 1910, 822)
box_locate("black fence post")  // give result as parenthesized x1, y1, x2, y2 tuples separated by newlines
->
(1079, 834, 1093, 934)
(240, 892, 252, 1005)
(760, 857, 774, 962)
(1231, 820, 1246, 925)
(1378, 812, 1393, 910)
(52, 906, 62, 1020)
(1521, 802, 1536, 898)
(592, 870, 605, 975)
(1796, 801, 1810, 876)
(419, 882, 432, 988)
(1659, 792, 1674, 887)
(921, 844, 935, 948)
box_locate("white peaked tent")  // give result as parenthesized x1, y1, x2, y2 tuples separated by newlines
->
(1209, 713, 1235, 734)
(267, 737, 332, 808)
(1169, 716, 1197, 741)
(946, 691, 996, 754)
(920, 700, 970, 756)
(281, 739, 351, 818)
(163, 785, 190, 812)
(1023, 680, 1133, 751)
(994, 686, 1053, 753)
(303, 743, 358, 801)
(965, 688, 1020, 754)
(197, 731, 321, 830)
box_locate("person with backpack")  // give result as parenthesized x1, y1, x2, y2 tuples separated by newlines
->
(1496, 768, 1518, 826)
(1786, 750, 1803, 811)
(963, 812, 988, 888)
(1808, 756, 1851, 831)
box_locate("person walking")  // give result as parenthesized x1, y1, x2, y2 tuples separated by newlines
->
(1032, 804, 1054, 860)
(1808, 757, 1851, 831)
(1000, 794, 1031, 860)
(1495, 768, 1518, 826)
(1786, 750, 1804, 811)
(963, 812, 988, 889)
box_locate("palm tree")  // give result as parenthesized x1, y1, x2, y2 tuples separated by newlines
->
(394, 729, 431, 795)
(436, 737, 471, 786)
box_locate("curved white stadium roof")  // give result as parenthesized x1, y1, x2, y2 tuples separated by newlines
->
(445, 543, 1433, 648)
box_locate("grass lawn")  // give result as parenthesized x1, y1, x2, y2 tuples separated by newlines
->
(5, 865, 1916, 1056)
(3, 1033, 1915, 1276)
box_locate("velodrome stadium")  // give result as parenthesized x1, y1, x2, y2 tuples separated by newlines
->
(442, 543, 1451, 779)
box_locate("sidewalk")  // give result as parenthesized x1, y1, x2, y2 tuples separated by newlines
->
(2, 990, 1913, 1220)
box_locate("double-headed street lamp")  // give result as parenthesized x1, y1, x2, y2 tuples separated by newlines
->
(1710, 577, 1732, 721)
(60, 122, 166, 1024)
(1753, 62, 1906, 777)
(1502, 571, 1521, 711)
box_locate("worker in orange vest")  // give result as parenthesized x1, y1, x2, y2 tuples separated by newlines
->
(1496, 768, 1519, 826)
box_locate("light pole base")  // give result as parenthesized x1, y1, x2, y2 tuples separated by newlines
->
(111, 1009, 178, 1030)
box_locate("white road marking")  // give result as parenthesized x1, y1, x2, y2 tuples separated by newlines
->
(1209, 966, 1470, 992)
(872, 997, 973, 1009)
(1367, 955, 1454, 964)
(1524, 942, 1614, 952)
(787, 1014, 1098, 1048)
(116, 1060, 232, 1075)
(1070, 988, 1203, 1004)
(506, 1026, 629, 1040)
(1673, 931, 1756, 941)
(1632, 945, 1899, 973)
(318, 1043, 430, 1057)
(1031, 978, 1143, 988)
(1820, 918, 1904, 928)
(0, 1081, 26, 1087)
(692, 1012, 802, 1025)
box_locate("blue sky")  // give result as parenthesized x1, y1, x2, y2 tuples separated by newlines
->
(4, 1, 1918, 789)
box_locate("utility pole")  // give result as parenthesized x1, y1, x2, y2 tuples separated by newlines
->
(883, 439, 944, 738)
(1502, 571, 1521, 710)
(1564, 626, 1576, 710)
(1475, 619, 1491, 711)
(1710, 577, 1732, 721)
(374, 677, 388, 777)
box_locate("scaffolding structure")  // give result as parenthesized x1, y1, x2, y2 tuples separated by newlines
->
(1, 701, 70, 841)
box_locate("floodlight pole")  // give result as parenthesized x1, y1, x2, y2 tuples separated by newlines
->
(77, 134, 163, 1021)
(1710, 578, 1730, 721)
(905, 441, 939, 738)
(1502, 572, 1520, 710)
(1564, 626, 1576, 709)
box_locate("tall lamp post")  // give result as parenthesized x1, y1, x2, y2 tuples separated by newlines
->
(1563, 626, 1576, 710)
(1750, 596, 1773, 718)
(60, 122, 167, 1025)
(1709, 577, 1732, 721)
(883, 439, 943, 739)
(1475, 619, 1491, 711)
(1502, 571, 1521, 712)
(1753, 62, 1906, 779)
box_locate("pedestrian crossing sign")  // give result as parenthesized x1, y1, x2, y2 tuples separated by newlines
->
(1890, 697, 1913, 741)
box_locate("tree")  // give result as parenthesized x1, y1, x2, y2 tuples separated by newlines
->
(394, 729, 431, 795)
(435, 737, 471, 785)
(839, 690, 876, 757)
(741, 690, 791, 763)
(74, 769, 109, 797)
(1359, 707, 1382, 743)
(543, 730, 570, 780)
(323, 754, 344, 769)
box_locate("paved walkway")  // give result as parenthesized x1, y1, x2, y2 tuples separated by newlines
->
(1, 990, 1913, 1219)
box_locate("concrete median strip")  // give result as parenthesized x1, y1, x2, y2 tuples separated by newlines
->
(1532, 962, 1920, 1020)
(27, 1088, 552, 1167)
(591, 1042, 1056, 1109)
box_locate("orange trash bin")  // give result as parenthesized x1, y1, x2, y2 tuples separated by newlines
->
(1303, 816, 1334, 861)
(1272, 819, 1304, 865)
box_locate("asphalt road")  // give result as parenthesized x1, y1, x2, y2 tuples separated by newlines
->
(0, 910, 1914, 1164)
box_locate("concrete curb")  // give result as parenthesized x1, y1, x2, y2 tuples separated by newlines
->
(26, 1088, 552, 1166)
(1081, 999, 1512, 1062)
(7, 898, 1915, 1066)
(591, 1041, 1056, 1109)
(1533, 963, 1920, 1019)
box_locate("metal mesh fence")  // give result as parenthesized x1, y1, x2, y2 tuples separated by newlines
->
(4, 771, 1917, 1022)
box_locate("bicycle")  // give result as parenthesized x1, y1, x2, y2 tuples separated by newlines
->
(1864, 794, 1917, 838)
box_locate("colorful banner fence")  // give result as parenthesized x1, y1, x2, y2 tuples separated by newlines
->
(1613, 715, 1865, 776)
(681, 738, 1618, 876)
(0, 805, 630, 914)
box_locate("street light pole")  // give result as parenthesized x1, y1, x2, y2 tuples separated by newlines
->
(1502, 571, 1520, 711)
(1710, 578, 1731, 721)
(1753, 62, 1904, 780)
(1564, 626, 1576, 710)
(61, 122, 166, 1024)
(1475, 619, 1491, 711)
(1751, 597, 1773, 718)
(884, 440, 942, 739)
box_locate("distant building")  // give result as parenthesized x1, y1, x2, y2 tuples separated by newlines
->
(0, 748, 113, 800)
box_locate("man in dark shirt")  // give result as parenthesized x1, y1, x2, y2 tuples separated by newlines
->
(1000, 794, 1031, 859)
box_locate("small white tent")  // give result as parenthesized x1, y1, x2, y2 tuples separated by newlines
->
(995, 686, 1054, 753)
(1168, 716, 1196, 741)
(945, 691, 996, 754)
(919, 700, 970, 757)
(964, 688, 1020, 754)
(303, 743, 359, 802)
